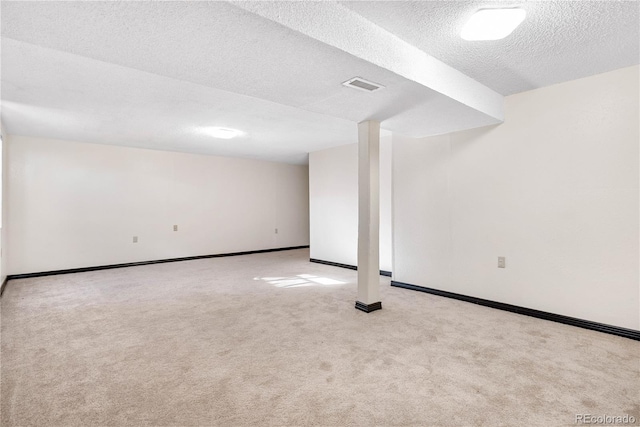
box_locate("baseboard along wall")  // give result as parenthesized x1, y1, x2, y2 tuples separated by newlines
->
(4, 246, 310, 285)
(5, 249, 635, 341)
(309, 258, 392, 277)
(391, 280, 640, 341)
(0, 277, 8, 297)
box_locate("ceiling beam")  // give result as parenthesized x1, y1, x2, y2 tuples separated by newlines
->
(231, 1, 504, 123)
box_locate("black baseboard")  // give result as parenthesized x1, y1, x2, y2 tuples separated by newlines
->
(309, 258, 392, 277)
(355, 301, 382, 313)
(6, 246, 310, 281)
(0, 276, 8, 297)
(391, 280, 640, 341)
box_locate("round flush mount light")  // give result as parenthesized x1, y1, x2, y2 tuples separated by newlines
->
(200, 127, 244, 139)
(461, 8, 526, 41)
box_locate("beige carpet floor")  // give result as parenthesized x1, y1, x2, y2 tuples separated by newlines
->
(1, 248, 638, 426)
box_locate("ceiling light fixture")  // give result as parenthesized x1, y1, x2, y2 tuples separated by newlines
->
(461, 8, 526, 41)
(201, 127, 243, 139)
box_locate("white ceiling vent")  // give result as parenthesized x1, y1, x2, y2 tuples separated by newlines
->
(342, 77, 385, 93)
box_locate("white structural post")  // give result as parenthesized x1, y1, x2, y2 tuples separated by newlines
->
(356, 120, 381, 312)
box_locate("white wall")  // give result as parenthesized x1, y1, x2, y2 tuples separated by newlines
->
(7, 136, 309, 275)
(393, 65, 639, 330)
(0, 125, 8, 284)
(309, 135, 392, 272)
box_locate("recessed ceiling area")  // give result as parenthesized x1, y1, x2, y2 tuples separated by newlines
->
(1, 39, 358, 165)
(1, 1, 638, 164)
(0, 1, 504, 164)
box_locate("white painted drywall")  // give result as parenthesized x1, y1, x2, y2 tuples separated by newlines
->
(309, 135, 392, 272)
(0, 125, 8, 285)
(393, 66, 639, 330)
(380, 135, 393, 273)
(7, 136, 309, 275)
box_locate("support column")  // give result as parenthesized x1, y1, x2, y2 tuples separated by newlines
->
(355, 120, 381, 313)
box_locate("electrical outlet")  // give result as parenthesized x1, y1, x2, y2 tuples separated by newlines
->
(275, 228, 278, 234)
(173, 225, 178, 231)
(133, 236, 138, 243)
(498, 257, 506, 268)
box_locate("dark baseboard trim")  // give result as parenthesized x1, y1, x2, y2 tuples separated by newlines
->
(7, 246, 310, 281)
(355, 301, 382, 313)
(0, 276, 8, 297)
(309, 258, 392, 277)
(391, 280, 640, 341)
(310, 258, 357, 271)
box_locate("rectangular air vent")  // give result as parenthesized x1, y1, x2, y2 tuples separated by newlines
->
(342, 77, 385, 92)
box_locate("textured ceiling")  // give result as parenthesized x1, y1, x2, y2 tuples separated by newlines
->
(2, 39, 359, 165)
(342, 1, 640, 95)
(1, 1, 502, 163)
(232, 1, 503, 120)
(1, 1, 638, 163)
